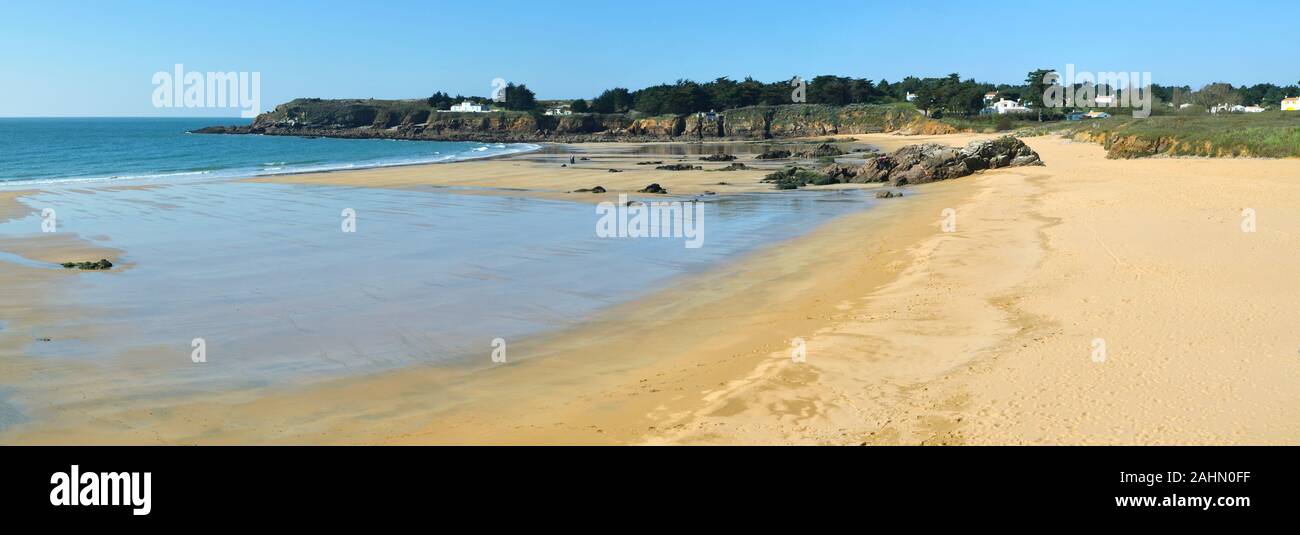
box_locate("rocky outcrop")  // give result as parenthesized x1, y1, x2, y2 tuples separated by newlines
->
(755, 149, 793, 160)
(195, 99, 961, 143)
(713, 163, 750, 171)
(61, 259, 113, 270)
(794, 143, 845, 158)
(834, 136, 1044, 186)
(761, 166, 838, 189)
(819, 163, 860, 182)
(722, 104, 951, 139)
(1072, 131, 1192, 159)
(1070, 129, 1265, 159)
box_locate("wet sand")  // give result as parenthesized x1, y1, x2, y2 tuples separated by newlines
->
(4, 133, 1300, 444)
(0, 190, 34, 222)
(245, 135, 997, 202)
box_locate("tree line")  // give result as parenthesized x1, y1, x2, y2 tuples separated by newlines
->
(428, 74, 1300, 117)
(426, 82, 537, 111)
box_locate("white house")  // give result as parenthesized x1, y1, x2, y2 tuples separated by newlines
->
(445, 100, 489, 113)
(1211, 103, 1265, 114)
(905, 92, 918, 102)
(1283, 97, 1299, 111)
(544, 107, 572, 116)
(1094, 95, 1116, 106)
(983, 91, 997, 104)
(991, 98, 1031, 114)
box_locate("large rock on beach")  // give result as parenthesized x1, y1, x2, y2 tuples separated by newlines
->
(60, 259, 114, 270)
(830, 136, 1043, 186)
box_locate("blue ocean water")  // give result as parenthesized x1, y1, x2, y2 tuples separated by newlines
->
(0, 118, 537, 185)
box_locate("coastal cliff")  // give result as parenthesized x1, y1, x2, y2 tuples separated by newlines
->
(194, 99, 953, 142)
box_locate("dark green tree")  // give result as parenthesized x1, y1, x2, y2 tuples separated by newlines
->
(426, 91, 454, 110)
(1024, 68, 1056, 121)
(503, 83, 537, 110)
(591, 88, 633, 113)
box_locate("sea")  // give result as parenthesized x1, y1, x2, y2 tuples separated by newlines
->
(0, 117, 535, 185)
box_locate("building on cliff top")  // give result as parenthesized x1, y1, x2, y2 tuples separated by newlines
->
(443, 101, 490, 113)
(1283, 97, 1299, 111)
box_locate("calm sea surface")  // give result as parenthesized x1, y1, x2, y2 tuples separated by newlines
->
(0, 117, 536, 185)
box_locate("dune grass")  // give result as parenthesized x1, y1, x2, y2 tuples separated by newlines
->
(1060, 111, 1300, 158)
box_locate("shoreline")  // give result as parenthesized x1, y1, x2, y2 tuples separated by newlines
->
(0, 134, 961, 444)
(4, 133, 1299, 444)
(0, 131, 975, 197)
(0, 140, 545, 192)
(2, 170, 965, 444)
(244, 133, 996, 203)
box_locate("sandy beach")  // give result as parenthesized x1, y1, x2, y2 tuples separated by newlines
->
(3, 133, 1299, 445)
(245, 135, 986, 202)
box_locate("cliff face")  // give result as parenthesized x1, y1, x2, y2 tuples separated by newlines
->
(1070, 131, 1251, 159)
(722, 104, 953, 138)
(196, 98, 948, 142)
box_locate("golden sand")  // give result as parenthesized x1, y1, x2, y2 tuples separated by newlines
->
(4, 134, 1299, 444)
(247, 134, 1000, 203)
(0, 190, 34, 223)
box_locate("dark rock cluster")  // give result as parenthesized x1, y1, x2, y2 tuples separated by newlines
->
(824, 136, 1043, 186)
(754, 149, 792, 160)
(60, 259, 113, 270)
(793, 143, 846, 158)
(712, 163, 750, 171)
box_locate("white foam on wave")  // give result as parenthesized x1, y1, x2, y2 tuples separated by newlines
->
(0, 143, 543, 189)
(0, 169, 216, 189)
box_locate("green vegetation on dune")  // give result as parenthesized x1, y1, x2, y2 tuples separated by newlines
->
(1060, 112, 1300, 158)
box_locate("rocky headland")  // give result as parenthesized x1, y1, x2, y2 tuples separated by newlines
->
(193, 99, 957, 143)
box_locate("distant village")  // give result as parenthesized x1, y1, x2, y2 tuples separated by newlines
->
(959, 90, 1299, 119)
(440, 92, 1298, 121)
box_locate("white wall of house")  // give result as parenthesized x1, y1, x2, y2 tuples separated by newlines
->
(992, 99, 1030, 114)
(447, 101, 487, 113)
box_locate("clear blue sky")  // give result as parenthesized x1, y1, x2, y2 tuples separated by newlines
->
(1, 0, 1296, 117)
